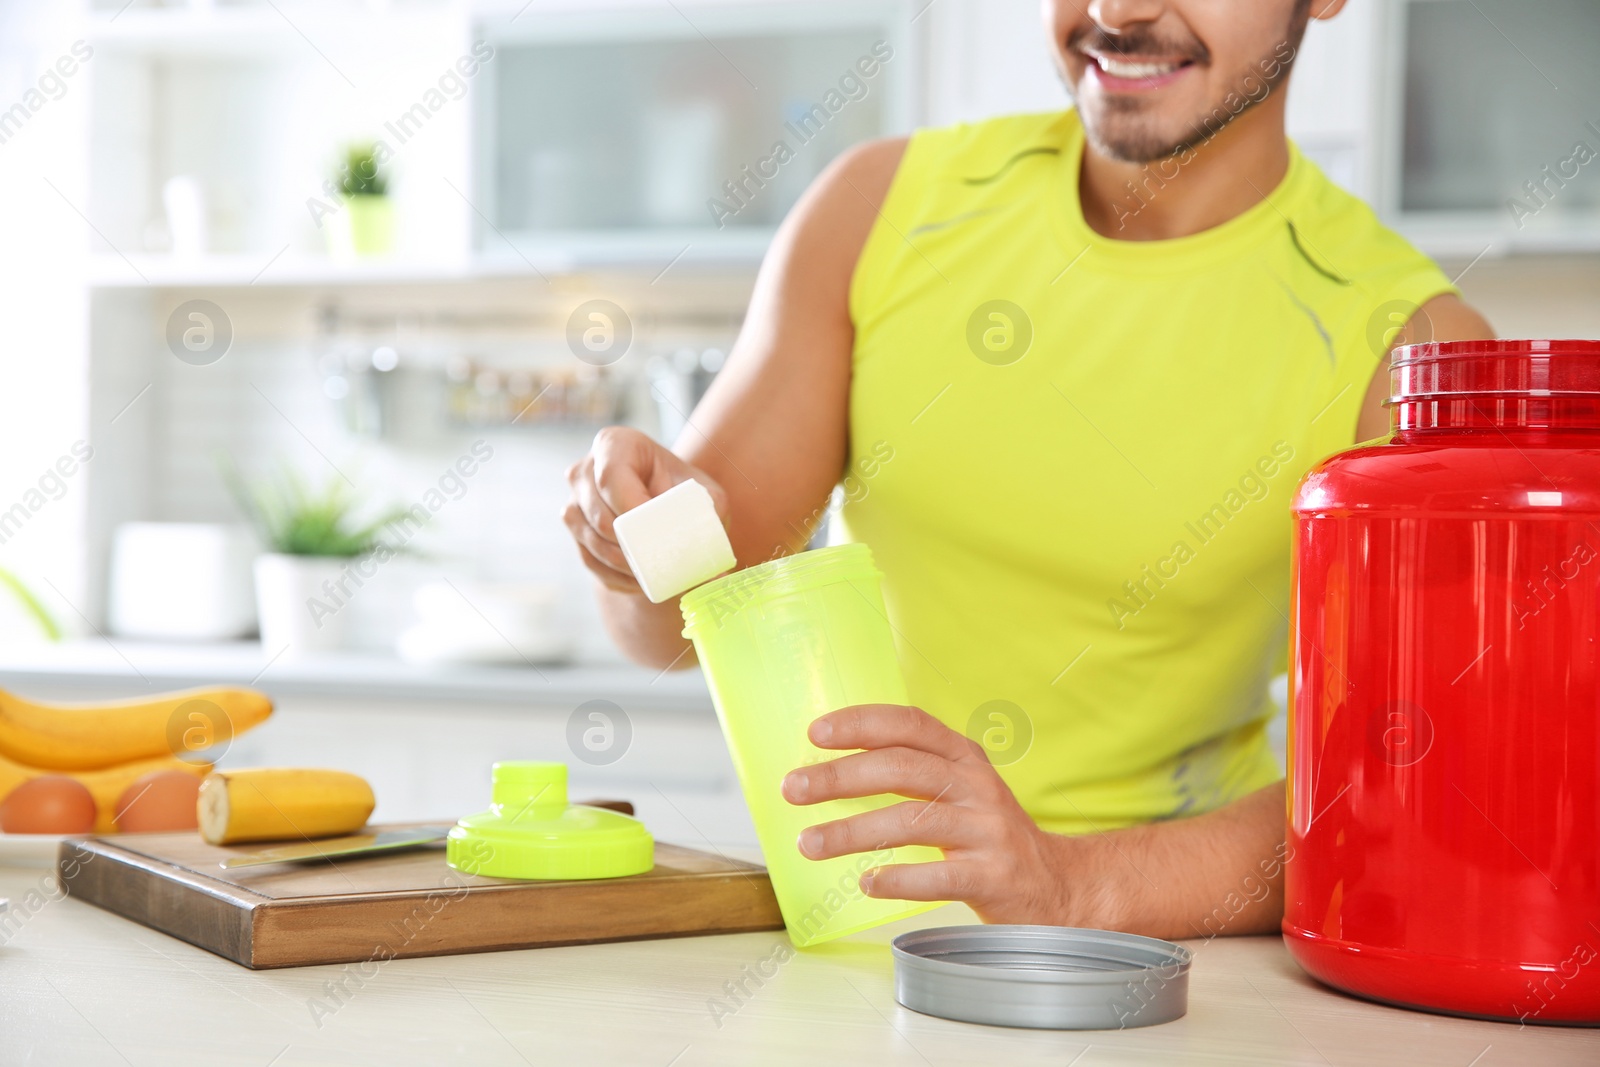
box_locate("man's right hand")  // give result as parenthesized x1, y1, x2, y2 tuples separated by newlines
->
(562, 426, 730, 596)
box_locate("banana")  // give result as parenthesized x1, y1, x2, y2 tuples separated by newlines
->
(198, 768, 375, 845)
(0, 685, 272, 771)
(0, 748, 212, 833)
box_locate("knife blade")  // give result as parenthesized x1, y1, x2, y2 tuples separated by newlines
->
(219, 826, 453, 869)
(214, 799, 636, 870)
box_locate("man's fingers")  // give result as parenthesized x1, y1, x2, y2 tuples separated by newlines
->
(859, 859, 970, 904)
(564, 426, 731, 601)
(571, 466, 622, 543)
(796, 800, 969, 860)
(562, 501, 631, 574)
(564, 502, 638, 591)
(590, 428, 658, 517)
(575, 543, 641, 593)
(783, 748, 967, 807)
(809, 704, 983, 764)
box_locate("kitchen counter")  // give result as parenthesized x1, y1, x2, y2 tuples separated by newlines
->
(0, 640, 712, 712)
(1, 865, 1593, 1066)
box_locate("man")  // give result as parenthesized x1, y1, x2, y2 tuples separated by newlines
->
(563, 0, 1494, 939)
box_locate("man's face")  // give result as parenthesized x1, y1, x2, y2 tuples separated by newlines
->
(1045, 0, 1312, 163)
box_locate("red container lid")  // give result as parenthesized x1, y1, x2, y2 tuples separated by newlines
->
(1388, 339, 1600, 432)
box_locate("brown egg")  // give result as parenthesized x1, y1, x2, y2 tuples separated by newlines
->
(115, 770, 203, 833)
(0, 776, 97, 834)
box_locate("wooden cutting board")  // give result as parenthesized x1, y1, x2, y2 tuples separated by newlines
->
(57, 824, 784, 969)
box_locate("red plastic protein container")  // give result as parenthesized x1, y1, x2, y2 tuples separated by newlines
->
(1285, 339, 1600, 1025)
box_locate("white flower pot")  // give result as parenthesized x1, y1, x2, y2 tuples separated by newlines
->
(323, 195, 394, 262)
(254, 554, 352, 658)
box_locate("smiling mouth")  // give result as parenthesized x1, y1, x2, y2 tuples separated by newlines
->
(1081, 50, 1198, 88)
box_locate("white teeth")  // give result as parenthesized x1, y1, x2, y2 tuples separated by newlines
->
(1097, 57, 1181, 79)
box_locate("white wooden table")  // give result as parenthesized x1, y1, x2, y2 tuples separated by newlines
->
(1, 866, 1594, 1066)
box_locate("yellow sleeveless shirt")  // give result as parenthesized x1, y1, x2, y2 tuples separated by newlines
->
(838, 110, 1454, 833)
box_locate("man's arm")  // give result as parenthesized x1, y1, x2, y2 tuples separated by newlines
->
(562, 138, 908, 668)
(1355, 293, 1497, 440)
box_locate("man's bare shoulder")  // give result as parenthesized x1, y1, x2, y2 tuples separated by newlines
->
(1355, 294, 1497, 439)
(1397, 293, 1495, 348)
(781, 136, 909, 260)
(753, 135, 911, 315)
(827, 135, 910, 211)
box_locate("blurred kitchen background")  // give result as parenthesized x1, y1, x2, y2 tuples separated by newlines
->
(0, 0, 1595, 844)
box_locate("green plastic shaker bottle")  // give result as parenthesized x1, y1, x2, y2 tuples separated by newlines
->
(680, 543, 943, 947)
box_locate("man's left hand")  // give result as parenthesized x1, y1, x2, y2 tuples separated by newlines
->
(780, 703, 1115, 926)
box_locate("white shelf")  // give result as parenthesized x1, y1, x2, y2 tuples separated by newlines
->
(90, 253, 499, 289)
(0, 639, 712, 711)
(87, 236, 769, 288)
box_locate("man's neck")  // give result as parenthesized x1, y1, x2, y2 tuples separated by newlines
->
(1077, 101, 1292, 242)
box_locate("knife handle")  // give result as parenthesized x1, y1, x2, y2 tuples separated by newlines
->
(578, 798, 634, 816)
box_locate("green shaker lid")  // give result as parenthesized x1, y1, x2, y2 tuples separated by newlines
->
(446, 761, 654, 880)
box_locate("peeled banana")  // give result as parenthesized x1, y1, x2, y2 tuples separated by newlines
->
(198, 768, 375, 845)
(0, 748, 212, 833)
(0, 685, 272, 771)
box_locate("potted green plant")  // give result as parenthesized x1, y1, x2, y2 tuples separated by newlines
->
(326, 141, 393, 261)
(228, 464, 405, 657)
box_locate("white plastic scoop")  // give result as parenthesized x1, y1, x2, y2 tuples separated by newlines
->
(612, 479, 736, 603)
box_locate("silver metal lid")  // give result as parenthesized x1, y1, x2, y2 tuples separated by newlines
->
(892, 925, 1191, 1030)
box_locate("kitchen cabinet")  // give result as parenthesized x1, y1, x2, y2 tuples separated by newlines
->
(1378, 0, 1600, 253)
(475, 1, 912, 264)
(83, 0, 914, 279)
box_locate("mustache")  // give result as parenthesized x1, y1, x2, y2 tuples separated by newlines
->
(1068, 24, 1210, 66)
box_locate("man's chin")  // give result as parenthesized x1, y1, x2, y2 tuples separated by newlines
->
(1082, 124, 1191, 166)
(1072, 94, 1195, 165)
